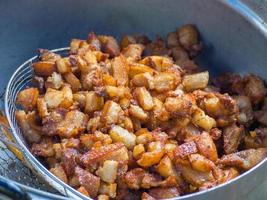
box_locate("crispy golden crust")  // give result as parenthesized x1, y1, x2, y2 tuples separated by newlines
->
(15, 26, 267, 199)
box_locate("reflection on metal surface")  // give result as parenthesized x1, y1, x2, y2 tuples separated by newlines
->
(224, 0, 267, 37)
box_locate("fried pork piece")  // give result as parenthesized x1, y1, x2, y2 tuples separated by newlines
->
(175, 162, 214, 187)
(213, 73, 266, 105)
(15, 110, 41, 143)
(174, 141, 198, 159)
(33, 61, 56, 77)
(78, 186, 90, 197)
(120, 35, 137, 49)
(144, 37, 169, 56)
(42, 108, 66, 135)
(182, 71, 209, 92)
(214, 167, 239, 184)
(122, 44, 145, 61)
(56, 57, 72, 74)
(212, 73, 244, 94)
(129, 104, 148, 121)
(131, 73, 154, 90)
(84, 91, 104, 114)
(137, 150, 165, 167)
(124, 168, 177, 190)
(45, 72, 63, 90)
(63, 72, 81, 92)
(191, 106, 216, 131)
(57, 110, 87, 138)
(171, 46, 198, 73)
(38, 49, 61, 62)
(32, 76, 45, 93)
(99, 182, 117, 198)
(80, 143, 128, 167)
(194, 90, 238, 127)
(98, 194, 109, 200)
(96, 160, 118, 183)
(16, 88, 39, 111)
(234, 95, 253, 125)
(139, 55, 173, 72)
(177, 24, 202, 57)
(85, 70, 105, 95)
(98, 35, 120, 57)
(61, 138, 80, 149)
(111, 55, 129, 86)
(44, 85, 73, 109)
(50, 164, 68, 183)
(73, 91, 87, 109)
(101, 100, 124, 125)
(75, 166, 100, 198)
(124, 168, 146, 190)
(195, 90, 238, 118)
(134, 87, 154, 111)
(218, 148, 267, 170)
(164, 96, 192, 118)
(188, 153, 215, 172)
(155, 155, 179, 179)
(31, 137, 54, 157)
(62, 148, 80, 176)
(148, 187, 180, 199)
(153, 72, 180, 92)
(87, 32, 101, 51)
(129, 63, 154, 79)
(209, 128, 222, 141)
(152, 97, 170, 122)
(194, 131, 218, 162)
(135, 140, 164, 168)
(243, 74, 266, 105)
(141, 192, 156, 200)
(42, 109, 87, 138)
(109, 125, 136, 149)
(223, 124, 244, 154)
(105, 86, 130, 99)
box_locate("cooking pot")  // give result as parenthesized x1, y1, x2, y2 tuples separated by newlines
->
(1, 0, 267, 199)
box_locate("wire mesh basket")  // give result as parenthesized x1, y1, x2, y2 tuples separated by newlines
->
(2, 47, 267, 200)
(3, 47, 90, 200)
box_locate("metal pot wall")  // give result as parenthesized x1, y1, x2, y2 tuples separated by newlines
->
(1, 0, 267, 199)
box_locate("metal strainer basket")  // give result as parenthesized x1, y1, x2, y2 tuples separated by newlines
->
(2, 47, 267, 200)
(4, 47, 90, 200)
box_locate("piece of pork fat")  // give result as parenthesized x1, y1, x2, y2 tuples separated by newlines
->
(124, 168, 177, 190)
(218, 148, 267, 170)
(233, 95, 253, 125)
(223, 123, 244, 154)
(148, 187, 180, 199)
(80, 142, 129, 167)
(74, 166, 100, 198)
(62, 148, 80, 176)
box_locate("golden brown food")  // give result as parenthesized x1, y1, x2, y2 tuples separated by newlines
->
(15, 25, 267, 199)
